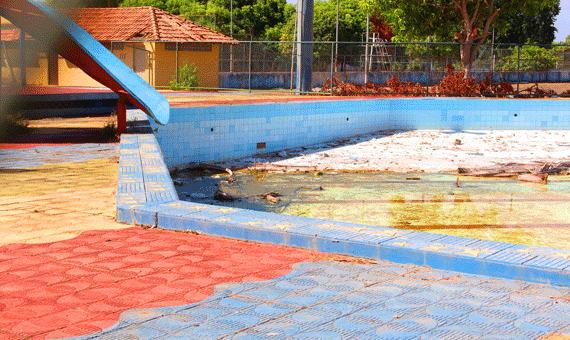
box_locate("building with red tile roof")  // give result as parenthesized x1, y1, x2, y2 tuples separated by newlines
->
(65, 7, 235, 43)
(1, 6, 237, 88)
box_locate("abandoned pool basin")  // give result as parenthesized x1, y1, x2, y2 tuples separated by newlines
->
(118, 97, 570, 287)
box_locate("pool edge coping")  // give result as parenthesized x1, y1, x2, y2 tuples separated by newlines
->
(116, 109, 570, 288)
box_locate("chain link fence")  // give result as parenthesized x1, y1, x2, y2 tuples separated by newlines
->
(2, 32, 569, 97)
(218, 41, 570, 96)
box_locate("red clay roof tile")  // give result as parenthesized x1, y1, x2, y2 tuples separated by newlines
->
(63, 7, 236, 43)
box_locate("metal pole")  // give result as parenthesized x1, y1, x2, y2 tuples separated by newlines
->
(290, 5, 298, 91)
(426, 38, 430, 96)
(176, 42, 179, 83)
(19, 29, 25, 86)
(335, 0, 339, 72)
(230, 0, 233, 72)
(296, 0, 303, 93)
(517, 44, 521, 96)
(330, 42, 334, 95)
(364, 12, 369, 84)
(248, 40, 252, 92)
(1, 27, 2, 98)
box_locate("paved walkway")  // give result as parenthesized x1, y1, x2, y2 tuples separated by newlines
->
(2, 112, 570, 339)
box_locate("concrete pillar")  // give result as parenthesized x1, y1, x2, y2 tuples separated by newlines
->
(296, 0, 313, 93)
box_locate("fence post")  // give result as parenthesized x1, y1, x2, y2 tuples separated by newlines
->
(19, 29, 26, 86)
(248, 40, 252, 92)
(516, 44, 521, 96)
(0, 27, 2, 97)
(426, 39, 430, 96)
(330, 42, 334, 95)
(364, 12, 369, 84)
(175, 42, 179, 83)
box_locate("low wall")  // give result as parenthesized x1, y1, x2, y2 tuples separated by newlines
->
(219, 71, 570, 89)
(151, 98, 570, 169)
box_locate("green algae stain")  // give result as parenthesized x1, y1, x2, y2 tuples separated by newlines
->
(176, 171, 570, 250)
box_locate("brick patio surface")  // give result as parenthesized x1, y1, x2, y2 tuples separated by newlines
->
(2, 90, 570, 339)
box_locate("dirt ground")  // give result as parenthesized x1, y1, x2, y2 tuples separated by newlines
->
(217, 129, 570, 174)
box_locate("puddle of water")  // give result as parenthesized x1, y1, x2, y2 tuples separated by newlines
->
(175, 170, 570, 250)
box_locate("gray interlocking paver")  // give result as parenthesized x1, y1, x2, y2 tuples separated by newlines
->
(64, 260, 570, 340)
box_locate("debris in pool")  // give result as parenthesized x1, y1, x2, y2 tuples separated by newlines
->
(172, 179, 184, 186)
(222, 168, 235, 184)
(214, 188, 238, 201)
(278, 151, 288, 157)
(259, 192, 282, 204)
(190, 193, 207, 199)
(454, 139, 462, 145)
(518, 173, 548, 184)
(406, 177, 421, 181)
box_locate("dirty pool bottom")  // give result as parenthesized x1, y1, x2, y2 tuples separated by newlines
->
(175, 171, 570, 251)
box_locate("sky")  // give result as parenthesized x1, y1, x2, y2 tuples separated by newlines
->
(287, 0, 570, 43)
(555, 0, 570, 42)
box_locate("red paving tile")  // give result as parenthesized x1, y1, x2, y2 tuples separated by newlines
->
(0, 227, 340, 339)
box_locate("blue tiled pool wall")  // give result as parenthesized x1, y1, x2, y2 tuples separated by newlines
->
(121, 109, 570, 288)
(151, 98, 570, 168)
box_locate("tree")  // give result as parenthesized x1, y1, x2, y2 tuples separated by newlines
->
(119, 0, 293, 40)
(375, 0, 558, 76)
(495, 3, 560, 45)
(279, 0, 369, 43)
(119, 0, 166, 10)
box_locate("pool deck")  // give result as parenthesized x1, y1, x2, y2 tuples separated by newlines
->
(2, 90, 570, 339)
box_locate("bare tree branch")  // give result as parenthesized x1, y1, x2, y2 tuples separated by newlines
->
(471, 0, 483, 28)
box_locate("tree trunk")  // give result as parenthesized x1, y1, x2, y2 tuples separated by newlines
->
(459, 31, 482, 79)
(460, 43, 472, 77)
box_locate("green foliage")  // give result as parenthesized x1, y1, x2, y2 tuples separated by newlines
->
(500, 45, 561, 71)
(119, 0, 293, 40)
(374, 0, 558, 43)
(101, 112, 118, 142)
(279, 0, 368, 43)
(374, 0, 557, 74)
(169, 63, 200, 90)
(495, 3, 561, 45)
(119, 0, 166, 9)
(0, 113, 30, 141)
